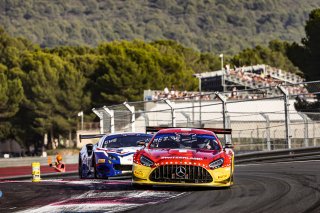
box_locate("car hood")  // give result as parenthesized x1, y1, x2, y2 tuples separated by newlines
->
(143, 148, 221, 164)
(98, 146, 142, 155)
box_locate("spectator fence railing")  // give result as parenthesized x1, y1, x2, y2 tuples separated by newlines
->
(90, 81, 320, 153)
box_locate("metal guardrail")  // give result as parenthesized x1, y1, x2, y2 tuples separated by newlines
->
(235, 146, 320, 164)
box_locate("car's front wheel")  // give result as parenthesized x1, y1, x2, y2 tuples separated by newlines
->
(229, 157, 234, 186)
(92, 156, 98, 178)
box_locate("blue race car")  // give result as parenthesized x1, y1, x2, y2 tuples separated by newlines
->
(79, 133, 153, 179)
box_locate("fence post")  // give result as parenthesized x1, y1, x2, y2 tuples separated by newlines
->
(313, 121, 316, 146)
(260, 113, 271, 151)
(226, 114, 231, 129)
(92, 108, 104, 134)
(192, 100, 195, 124)
(250, 129, 254, 145)
(293, 129, 298, 138)
(273, 129, 278, 150)
(193, 74, 202, 127)
(238, 130, 242, 143)
(215, 92, 230, 144)
(297, 112, 309, 147)
(181, 111, 191, 127)
(139, 110, 149, 127)
(215, 92, 227, 129)
(103, 106, 114, 133)
(164, 99, 176, 127)
(277, 85, 291, 149)
(123, 102, 135, 132)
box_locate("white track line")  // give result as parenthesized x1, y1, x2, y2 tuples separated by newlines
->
(13, 179, 186, 213)
(18, 190, 186, 213)
(236, 159, 320, 167)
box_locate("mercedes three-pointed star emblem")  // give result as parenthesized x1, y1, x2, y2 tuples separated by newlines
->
(176, 166, 186, 178)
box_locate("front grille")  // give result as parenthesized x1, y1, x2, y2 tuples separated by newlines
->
(150, 165, 213, 183)
(114, 165, 132, 171)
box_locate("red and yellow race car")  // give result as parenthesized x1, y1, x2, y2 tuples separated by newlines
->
(132, 127, 234, 188)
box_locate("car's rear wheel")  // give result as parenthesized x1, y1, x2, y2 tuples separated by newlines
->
(78, 154, 83, 179)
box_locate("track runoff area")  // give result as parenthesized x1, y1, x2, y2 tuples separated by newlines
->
(1, 159, 320, 213)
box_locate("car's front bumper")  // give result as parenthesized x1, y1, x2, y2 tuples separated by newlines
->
(132, 163, 233, 187)
(96, 163, 132, 177)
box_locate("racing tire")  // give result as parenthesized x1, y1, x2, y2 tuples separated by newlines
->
(91, 155, 109, 179)
(78, 154, 84, 179)
(230, 174, 234, 185)
(229, 157, 234, 187)
(92, 156, 98, 179)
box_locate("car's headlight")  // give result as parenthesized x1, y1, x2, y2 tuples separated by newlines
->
(140, 155, 154, 167)
(209, 158, 224, 169)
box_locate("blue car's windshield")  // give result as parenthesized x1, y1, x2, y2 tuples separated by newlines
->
(149, 133, 220, 150)
(103, 134, 152, 148)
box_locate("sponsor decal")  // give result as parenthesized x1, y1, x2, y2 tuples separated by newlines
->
(160, 156, 202, 160)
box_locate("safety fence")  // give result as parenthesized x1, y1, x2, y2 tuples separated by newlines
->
(89, 81, 320, 153)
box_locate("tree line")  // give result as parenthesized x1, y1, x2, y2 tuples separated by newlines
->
(1, 8, 320, 154)
(1, 0, 320, 54)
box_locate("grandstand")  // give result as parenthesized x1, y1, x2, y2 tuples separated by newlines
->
(200, 64, 305, 97)
(144, 64, 306, 101)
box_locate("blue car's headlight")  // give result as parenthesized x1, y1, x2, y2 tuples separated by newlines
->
(209, 158, 224, 169)
(140, 155, 154, 167)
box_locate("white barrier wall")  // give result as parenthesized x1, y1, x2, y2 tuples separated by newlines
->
(0, 155, 78, 168)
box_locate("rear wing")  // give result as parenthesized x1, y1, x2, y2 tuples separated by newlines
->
(146, 126, 232, 135)
(79, 134, 105, 143)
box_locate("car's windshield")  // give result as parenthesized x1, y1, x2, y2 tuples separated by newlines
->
(149, 133, 220, 150)
(103, 135, 152, 148)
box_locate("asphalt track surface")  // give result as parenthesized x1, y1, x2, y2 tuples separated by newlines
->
(0, 160, 320, 213)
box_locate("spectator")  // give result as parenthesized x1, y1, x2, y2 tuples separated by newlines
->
(231, 87, 237, 98)
(164, 87, 169, 97)
(50, 154, 66, 172)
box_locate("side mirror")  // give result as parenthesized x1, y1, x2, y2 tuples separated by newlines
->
(136, 141, 146, 147)
(86, 144, 93, 156)
(223, 144, 234, 149)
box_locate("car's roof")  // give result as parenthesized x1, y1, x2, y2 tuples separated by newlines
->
(156, 128, 215, 135)
(105, 132, 152, 137)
